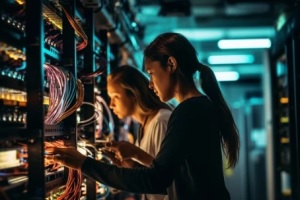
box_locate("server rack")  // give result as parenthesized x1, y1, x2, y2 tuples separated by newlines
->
(270, 4, 300, 200)
(0, 0, 110, 199)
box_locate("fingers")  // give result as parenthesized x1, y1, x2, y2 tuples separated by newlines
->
(44, 147, 85, 170)
(101, 149, 122, 166)
(45, 147, 55, 155)
(104, 141, 119, 153)
(45, 147, 74, 155)
(45, 147, 63, 155)
(44, 147, 66, 164)
(102, 149, 120, 159)
(105, 140, 114, 147)
(102, 149, 116, 160)
(101, 149, 113, 156)
(102, 149, 122, 159)
(52, 154, 63, 162)
(103, 146, 115, 153)
(45, 154, 62, 162)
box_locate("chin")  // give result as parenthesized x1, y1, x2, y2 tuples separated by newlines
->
(115, 113, 122, 119)
(164, 94, 174, 102)
(119, 115, 127, 120)
(159, 95, 170, 103)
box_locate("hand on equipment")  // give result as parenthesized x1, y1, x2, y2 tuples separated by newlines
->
(45, 147, 87, 170)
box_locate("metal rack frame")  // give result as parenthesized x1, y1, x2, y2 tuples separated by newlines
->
(0, 0, 106, 199)
(270, 4, 300, 200)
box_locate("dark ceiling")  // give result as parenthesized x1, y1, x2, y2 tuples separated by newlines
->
(119, 0, 297, 80)
(90, 0, 298, 80)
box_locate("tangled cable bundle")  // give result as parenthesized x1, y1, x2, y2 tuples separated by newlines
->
(18, 141, 83, 199)
(56, 79, 84, 123)
(94, 95, 115, 139)
(80, 58, 106, 79)
(45, 141, 82, 200)
(43, 64, 84, 199)
(77, 101, 101, 128)
(61, 6, 88, 51)
(44, 63, 75, 124)
(44, 63, 84, 124)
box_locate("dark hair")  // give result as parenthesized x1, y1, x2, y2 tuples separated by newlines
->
(144, 32, 240, 168)
(108, 65, 172, 115)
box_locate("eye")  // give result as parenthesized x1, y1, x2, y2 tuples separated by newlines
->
(110, 94, 119, 101)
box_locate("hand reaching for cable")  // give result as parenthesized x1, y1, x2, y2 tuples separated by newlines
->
(46, 147, 87, 170)
(104, 140, 154, 167)
(101, 148, 137, 168)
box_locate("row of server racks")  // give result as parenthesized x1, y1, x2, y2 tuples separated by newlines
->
(270, 3, 300, 200)
(2, 1, 299, 200)
(0, 0, 115, 199)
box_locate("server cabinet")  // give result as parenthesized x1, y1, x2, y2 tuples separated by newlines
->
(0, 0, 109, 199)
(270, 4, 300, 200)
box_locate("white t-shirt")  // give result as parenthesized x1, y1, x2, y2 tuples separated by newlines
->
(135, 108, 172, 200)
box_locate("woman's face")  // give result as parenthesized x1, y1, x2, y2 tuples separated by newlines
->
(107, 79, 135, 119)
(145, 58, 174, 102)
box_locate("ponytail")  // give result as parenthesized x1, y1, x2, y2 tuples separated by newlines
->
(199, 64, 240, 168)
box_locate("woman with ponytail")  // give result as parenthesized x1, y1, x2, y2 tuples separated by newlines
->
(49, 32, 240, 200)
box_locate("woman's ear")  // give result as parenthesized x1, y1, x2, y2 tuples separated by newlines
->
(168, 56, 177, 73)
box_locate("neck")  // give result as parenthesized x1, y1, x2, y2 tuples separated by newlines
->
(138, 114, 149, 144)
(133, 113, 148, 125)
(137, 110, 160, 145)
(175, 90, 202, 103)
(142, 115, 149, 128)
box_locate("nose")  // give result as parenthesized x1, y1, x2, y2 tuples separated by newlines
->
(149, 79, 154, 90)
(109, 99, 115, 109)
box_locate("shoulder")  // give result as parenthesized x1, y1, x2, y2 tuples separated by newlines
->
(155, 108, 172, 120)
(149, 109, 171, 127)
(173, 96, 213, 114)
(169, 96, 215, 124)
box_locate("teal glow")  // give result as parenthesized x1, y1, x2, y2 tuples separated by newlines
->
(218, 38, 271, 49)
(208, 54, 255, 65)
(131, 22, 137, 28)
(214, 71, 240, 81)
(172, 28, 274, 41)
(174, 29, 224, 41)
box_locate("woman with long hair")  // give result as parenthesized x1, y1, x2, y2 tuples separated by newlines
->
(49, 32, 240, 200)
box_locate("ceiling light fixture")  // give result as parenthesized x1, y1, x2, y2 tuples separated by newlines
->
(208, 54, 255, 65)
(173, 27, 274, 41)
(174, 29, 224, 41)
(214, 71, 240, 81)
(218, 38, 271, 49)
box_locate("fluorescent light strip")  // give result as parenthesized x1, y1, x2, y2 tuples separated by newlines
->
(218, 38, 271, 49)
(208, 54, 255, 65)
(215, 71, 240, 81)
(174, 29, 224, 41)
(173, 27, 275, 41)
